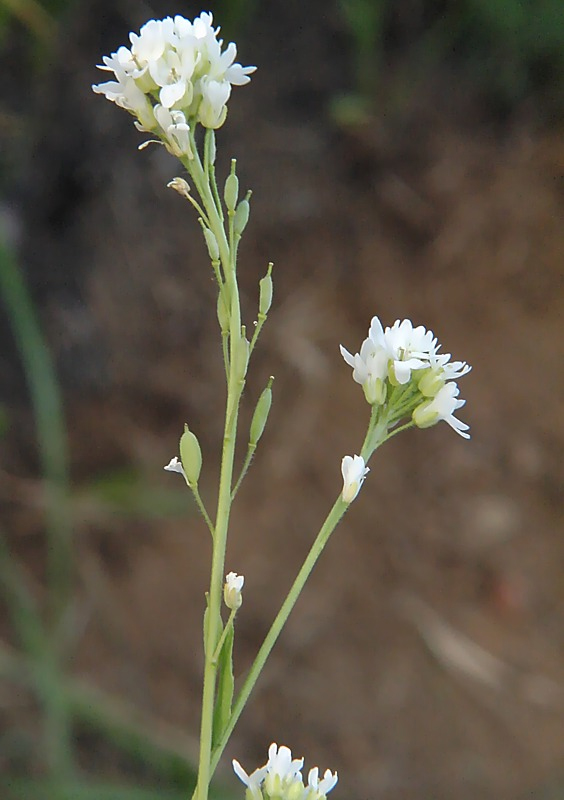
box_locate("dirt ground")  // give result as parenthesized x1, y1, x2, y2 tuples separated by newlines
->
(1, 0, 564, 798)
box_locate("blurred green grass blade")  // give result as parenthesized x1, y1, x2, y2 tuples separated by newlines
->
(0, 238, 72, 630)
(0, 531, 46, 658)
(0, 0, 55, 41)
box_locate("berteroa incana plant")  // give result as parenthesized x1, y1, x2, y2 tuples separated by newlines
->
(92, 11, 472, 800)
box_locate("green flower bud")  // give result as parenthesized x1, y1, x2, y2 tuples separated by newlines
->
(250, 380, 273, 445)
(418, 368, 444, 398)
(234, 199, 250, 235)
(179, 424, 202, 486)
(362, 376, 386, 406)
(259, 265, 273, 317)
(412, 400, 439, 430)
(224, 168, 239, 212)
(203, 227, 220, 262)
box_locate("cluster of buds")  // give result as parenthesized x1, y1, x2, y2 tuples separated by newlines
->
(92, 12, 256, 155)
(341, 316, 471, 438)
(233, 743, 338, 800)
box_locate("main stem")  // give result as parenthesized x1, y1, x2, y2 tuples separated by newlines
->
(187, 140, 242, 800)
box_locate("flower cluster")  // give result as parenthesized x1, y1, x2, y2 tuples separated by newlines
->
(341, 316, 471, 437)
(92, 12, 256, 154)
(233, 743, 338, 800)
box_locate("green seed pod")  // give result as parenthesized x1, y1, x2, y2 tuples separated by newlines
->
(250, 382, 273, 446)
(207, 130, 217, 165)
(234, 199, 250, 235)
(217, 292, 229, 334)
(232, 332, 250, 382)
(224, 171, 239, 212)
(203, 227, 220, 262)
(179, 424, 202, 486)
(259, 266, 273, 317)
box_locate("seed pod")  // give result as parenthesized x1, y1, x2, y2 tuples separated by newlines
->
(203, 227, 220, 262)
(233, 199, 250, 235)
(179, 424, 202, 486)
(224, 169, 239, 212)
(250, 381, 273, 446)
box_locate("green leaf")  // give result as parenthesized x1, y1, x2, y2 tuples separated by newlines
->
(211, 623, 234, 749)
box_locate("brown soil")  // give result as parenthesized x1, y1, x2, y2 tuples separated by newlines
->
(1, 1, 564, 798)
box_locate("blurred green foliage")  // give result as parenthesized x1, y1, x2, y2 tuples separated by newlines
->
(336, 0, 564, 118)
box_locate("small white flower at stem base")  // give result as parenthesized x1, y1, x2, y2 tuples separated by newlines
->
(341, 454, 369, 503)
(224, 571, 244, 610)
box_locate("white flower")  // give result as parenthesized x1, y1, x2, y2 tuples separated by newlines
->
(412, 382, 470, 438)
(307, 767, 339, 797)
(233, 743, 337, 800)
(382, 318, 437, 385)
(224, 571, 244, 610)
(164, 456, 186, 477)
(153, 105, 192, 157)
(340, 317, 389, 405)
(232, 758, 268, 800)
(198, 76, 231, 128)
(341, 455, 369, 503)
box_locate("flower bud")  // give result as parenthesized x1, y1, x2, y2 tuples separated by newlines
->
(418, 368, 444, 398)
(179, 424, 202, 486)
(234, 199, 250, 235)
(224, 571, 244, 610)
(203, 227, 220, 262)
(412, 400, 439, 429)
(250, 381, 273, 445)
(224, 167, 239, 212)
(259, 265, 273, 317)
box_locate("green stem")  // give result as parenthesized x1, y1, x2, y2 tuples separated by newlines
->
(190, 484, 215, 538)
(185, 136, 244, 800)
(210, 494, 349, 775)
(231, 443, 255, 500)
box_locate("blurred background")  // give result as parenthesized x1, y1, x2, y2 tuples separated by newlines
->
(0, 0, 563, 798)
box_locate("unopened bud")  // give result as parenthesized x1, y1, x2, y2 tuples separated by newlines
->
(259, 264, 273, 317)
(250, 380, 273, 446)
(418, 369, 444, 398)
(234, 198, 250, 235)
(179, 424, 202, 486)
(224, 167, 239, 212)
(412, 400, 439, 430)
(224, 571, 244, 611)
